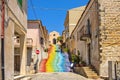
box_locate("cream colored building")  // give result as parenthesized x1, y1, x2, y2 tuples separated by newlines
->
(64, 6, 85, 53)
(62, 30, 66, 43)
(49, 31, 60, 45)
(27, 20, 43, 73)
(42, 26, 49, 49)
(0, 0, 27, 80)
(27, 20, 49, 73)
(71, 0, 120, 79)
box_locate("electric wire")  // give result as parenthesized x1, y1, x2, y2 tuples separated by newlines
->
(30, 0, 38, 19)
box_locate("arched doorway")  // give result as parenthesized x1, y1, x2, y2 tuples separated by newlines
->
(53, 38, 56, 44)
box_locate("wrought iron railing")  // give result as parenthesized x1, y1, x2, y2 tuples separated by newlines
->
(14, 38, 33, 47)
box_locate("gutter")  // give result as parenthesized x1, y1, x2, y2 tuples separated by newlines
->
(1, 0, 5, 80)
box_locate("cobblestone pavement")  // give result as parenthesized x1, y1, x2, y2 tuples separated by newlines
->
(30, 72, 94, 80)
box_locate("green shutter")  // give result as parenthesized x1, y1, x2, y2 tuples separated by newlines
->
(18, 0, 22, 8)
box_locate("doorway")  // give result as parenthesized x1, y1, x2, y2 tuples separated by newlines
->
(87, 19, 92, 65)
(87, 44, 91, 65)
(53, 38, 56, 44)
(14, 48, 21, 76)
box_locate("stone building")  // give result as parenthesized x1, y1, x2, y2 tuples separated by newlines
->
(27, 20, 49, 73)
(64, 6, 85, 53)
(0, 0, 27, 80)
(49, 31, 60, 45)
(42, 26, 49, 49)
(71, 0, 120, 79)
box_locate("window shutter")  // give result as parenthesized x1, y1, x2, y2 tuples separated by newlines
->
(18, 0, 22, 8)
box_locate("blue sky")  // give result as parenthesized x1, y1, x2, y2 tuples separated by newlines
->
(28, 0, 89, 35)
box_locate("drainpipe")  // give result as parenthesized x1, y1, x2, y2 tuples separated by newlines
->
(1, 0, 5, 80)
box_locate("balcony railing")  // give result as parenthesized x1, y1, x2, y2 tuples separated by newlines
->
(26, 38, 33, 47)
(14, 38, 33, 47)
(80, 34, 90, 41)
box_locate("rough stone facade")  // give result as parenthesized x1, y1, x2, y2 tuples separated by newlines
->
(98, 0, 120, 77)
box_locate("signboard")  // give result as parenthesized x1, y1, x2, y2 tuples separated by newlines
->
(36, 50, 40, 54)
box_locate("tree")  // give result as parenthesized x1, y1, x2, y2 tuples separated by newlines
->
(57, 36, 63, 44)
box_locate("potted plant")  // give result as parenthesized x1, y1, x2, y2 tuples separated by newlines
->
(44, 48, 48, 52)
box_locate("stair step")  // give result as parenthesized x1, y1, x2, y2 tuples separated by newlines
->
(87, 74, 98, 76)
(84, 70, 95, 73)
(83, 67, 91, 69)
(82, 66, 99, 79)
(87, 75, 99, 79)
(85, 71, 96, 74)
(83, 67, 92, 70)
(85, 70, 94, 72)
(86, 72, 98, 75)
(20, 77, 31, 80)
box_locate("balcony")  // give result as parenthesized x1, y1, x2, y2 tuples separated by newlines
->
(80, 34, 90, 41)
(26, 38, 33, 47)
(80, 34, 91, 44)
(14, 38, 33, 47)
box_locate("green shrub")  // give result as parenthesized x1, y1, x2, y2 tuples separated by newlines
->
(63, 48, 68, 52)
(71, 54, 80, 63)
(44, 48, 48, 52)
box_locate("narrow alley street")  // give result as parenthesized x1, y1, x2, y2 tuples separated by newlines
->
(29, 45, 92, 80)
(0, 0, 120, 80)
(30, 72, 91, 80)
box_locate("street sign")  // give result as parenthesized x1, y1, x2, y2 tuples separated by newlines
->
(36, 50, 40, 54)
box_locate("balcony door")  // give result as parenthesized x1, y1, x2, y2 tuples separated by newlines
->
(87, 19, 92, 65)
(87, 44, 91, 65)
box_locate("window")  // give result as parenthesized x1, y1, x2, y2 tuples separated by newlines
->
(53, 34, 56, 36)
(40, 37, 44, 45)
(87, 19, 91, 35)
(17, 0, 22, 8)
(77, 27, 84, 41)
(53, 38, 56, 44)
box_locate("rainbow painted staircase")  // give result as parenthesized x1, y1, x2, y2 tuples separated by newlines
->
(39, 45, 70, 72)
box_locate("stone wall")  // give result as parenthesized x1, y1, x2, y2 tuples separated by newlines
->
(98, 0, 120, 77)
(4, 20, 14, 80)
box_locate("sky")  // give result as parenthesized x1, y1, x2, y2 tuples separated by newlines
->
(28, 0, 89, 35)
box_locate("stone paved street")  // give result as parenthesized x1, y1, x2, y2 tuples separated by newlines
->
(30, 72, 92, 80)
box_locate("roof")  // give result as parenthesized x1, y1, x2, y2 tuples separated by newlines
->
(68, 6, 86, 11)
(70, 0, 93, 36)
(64, 6, 86, 27)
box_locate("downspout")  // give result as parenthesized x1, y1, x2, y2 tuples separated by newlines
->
(1, 0, 5, 80)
